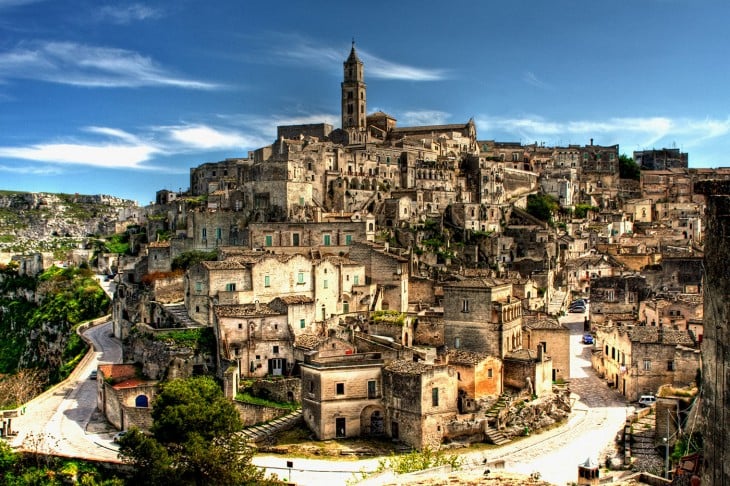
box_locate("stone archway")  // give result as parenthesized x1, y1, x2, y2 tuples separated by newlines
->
(360, 404, 386, 436)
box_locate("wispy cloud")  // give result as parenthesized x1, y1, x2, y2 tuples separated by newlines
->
(95, 4, 162, 24)
(475, 114, 730, 151)
(0, 164, 63, 175)
(0, 0, 42, 8)
(266, 34, 447, 81)
(523, 71, 550, 89)
(0, 122, 267, 170)
(399, 110, 451, 126)
(0, 41, 219, 89)
(163, 124, 257, 150)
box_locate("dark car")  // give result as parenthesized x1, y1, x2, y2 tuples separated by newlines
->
(582, 334, 594, 344)
(89, 370, 98, 380)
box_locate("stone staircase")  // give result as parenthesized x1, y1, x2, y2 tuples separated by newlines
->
(238, 409, 303, 443)
(484, 425, 510, 446)
(484, 394, 510, 422)
(547, 289, 568, 315)
(163, 303, 202, 328)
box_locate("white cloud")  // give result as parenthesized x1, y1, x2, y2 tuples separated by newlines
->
(0, 41, 219, 89)
(0, 164, 63, 175)
(399, 110, 451, 127)
(0, 143, 159, 169)
(0, 122, 267, 170)
(96, 4, 162, 24)
(164, 125, 252, 150)
(475, 114, 730, 153)
(266, 35, 447, 81)
(523, 71, 550, 89)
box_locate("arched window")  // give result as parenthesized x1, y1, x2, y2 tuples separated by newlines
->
(135, 395, 149, 408)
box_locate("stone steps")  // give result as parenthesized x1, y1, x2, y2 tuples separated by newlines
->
(484, 425, 510, 446)
(239, 409, 303, 443)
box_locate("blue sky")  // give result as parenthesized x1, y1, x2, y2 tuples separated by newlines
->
(1, 0, 729, 205)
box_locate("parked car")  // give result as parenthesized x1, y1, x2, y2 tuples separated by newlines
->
(638, 395, 657, 407)
(113, 431, 127, 443)
(569, 305, 586, 313)
(89, 370, 98, 380)
(582, 334, 594, 344)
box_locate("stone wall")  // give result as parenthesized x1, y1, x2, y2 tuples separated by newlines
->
(694, 180, 730, 486)
(233, 401, 291, 427)
(248, 377, 301, 404)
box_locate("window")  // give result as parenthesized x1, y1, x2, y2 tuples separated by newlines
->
(368, 380, 376, 399)
(292, 233, 300, 246)
(273, 345, 279, 354)
(487, 368, 493, 378)
(225, 283, 236, 292)
(299, 196, 304, 206)
(264, 275, 270, 287)
(540, 341, 547, 353)
(345, 234, 352, 245)
(336, 383, 345, 395)
(298, 272, 305, 284)
(300, 319, 305, 329)
(238, 323, 243, 329)
(343, 301, 349, 313)
(643, 359, 651, 371)
(323, 234, 331, 246)
(265, 235, 273, 247)
(462, 299, 469, 313)
(454, 337, 460, 348)
(201, 228, 207, 240)
(432, 387, 439, 407)
(667, 360, 675, 371)
(216, 228, 222, 240)
(354, 275, 359, 285)
(323, 279, 328, 289)
(195, 282, 202, 293)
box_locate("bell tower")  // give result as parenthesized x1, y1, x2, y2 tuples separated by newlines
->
(341, 41, 367, 144)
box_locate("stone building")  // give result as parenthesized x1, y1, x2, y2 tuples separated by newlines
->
(97, 364, 157, 432)
(523, 315, 570, 381)
(694, 180, 730, 486)
(442, 278, 522, 358)
(300, 353, 385, 440)
(382, 360, 458, 450)
(589, 274, 651, 326)
(633, 148, 688, 171)
(213, 302, 294, 379)
(591, 325, 699, 401)
(503, 347, 553, 398)
(445, 349, 503, 406)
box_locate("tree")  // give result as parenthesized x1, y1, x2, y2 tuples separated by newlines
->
(526, 193, 559, 223)
(119, 376, 273, 486)
(619, 154, 640, 180)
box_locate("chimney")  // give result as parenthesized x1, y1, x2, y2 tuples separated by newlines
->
(590, 138, 593, 146)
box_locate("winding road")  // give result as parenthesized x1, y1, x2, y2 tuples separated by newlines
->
(8, 320, 123, 462)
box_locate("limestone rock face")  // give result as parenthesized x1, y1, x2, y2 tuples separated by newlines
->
(0, 191, 139, 254)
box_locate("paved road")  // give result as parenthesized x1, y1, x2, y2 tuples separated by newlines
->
(489, 307, 630, 484)
(9, 321, 123, 461)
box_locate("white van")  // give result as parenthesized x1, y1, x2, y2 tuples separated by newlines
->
(638, 395, 656, 407)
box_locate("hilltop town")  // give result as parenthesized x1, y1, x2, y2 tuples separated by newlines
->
(3, 44, 728, 484)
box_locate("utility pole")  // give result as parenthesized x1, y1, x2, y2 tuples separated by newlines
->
(664, 412, 670, 479)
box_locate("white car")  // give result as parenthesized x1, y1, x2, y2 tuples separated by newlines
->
(638, 395, 656, 407)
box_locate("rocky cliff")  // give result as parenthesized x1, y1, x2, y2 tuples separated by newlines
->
(0, 190, 140, 257)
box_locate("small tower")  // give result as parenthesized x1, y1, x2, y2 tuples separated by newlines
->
(577, 457, 600, 485)
(341, 40, 367, 144)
